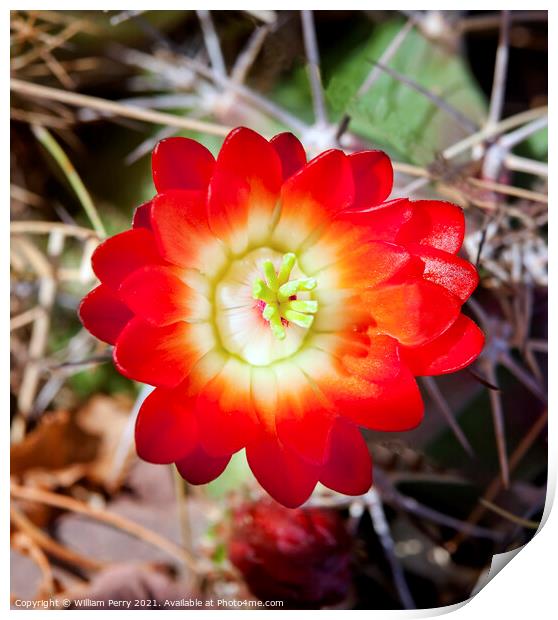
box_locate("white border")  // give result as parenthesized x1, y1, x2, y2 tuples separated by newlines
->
(5, 3, 553, 617)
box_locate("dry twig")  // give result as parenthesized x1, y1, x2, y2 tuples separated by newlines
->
(10, 483, 204, 574)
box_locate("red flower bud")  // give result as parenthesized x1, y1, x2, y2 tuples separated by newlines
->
(229, 499, 352, 608)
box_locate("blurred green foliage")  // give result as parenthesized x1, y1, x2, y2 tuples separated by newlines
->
(325, 19, 486, 163)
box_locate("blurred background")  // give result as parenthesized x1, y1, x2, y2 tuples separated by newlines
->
(10, 10, 548, 610)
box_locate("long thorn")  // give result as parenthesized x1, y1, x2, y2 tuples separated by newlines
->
(301, 10, 328, 127)
(422, 377, 474, 457)
(449, 410, 547, 548)
(197, 10, 227, 79)
(482, 361, 510, 488)
(486, 11, 510, 130)
(371, 61, 479, 133)
(359, 18, 415, 97)
(499, 352, 547, 403)
(374, 470, 502, 540)
(12, 78, 232, 137)
(366, 489, 416, 609)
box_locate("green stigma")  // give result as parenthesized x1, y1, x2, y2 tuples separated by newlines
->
(252, 253, 318, 340)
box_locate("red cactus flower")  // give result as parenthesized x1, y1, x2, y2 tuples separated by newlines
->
(228, 499, 352, 607)
(79, 127, 483, 508)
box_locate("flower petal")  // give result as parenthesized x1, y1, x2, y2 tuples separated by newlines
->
(320, 420, 372, 496)
(152, 137, 215, 192)
(119, 265, 210, 326)
(195, 358, 259, 457)
(340, 333, 402, 384)
(114, 317, 215, 388)
(150, 189, 228, 276)
(337, 368, 424, 431)
(208, 127, 282, 252)
(270, 132, 306, 180)
(303, 339, 424, 432)
(408, 243, 479, 302)
(135, 386, 198, 464)
(92, 229, 163, 291)
(282, 149, 354, 216)
(349, 150, 393, 210)
(250, 366, 279, 433)
(132, 200, 153, 230)
(365, 279, 461, 346)
(78, 284, 133, 345)
(246, 433, 319, 508)
(175, 444, 231, 485)
(397, 200, 465, 254)
(272, 150, 354, 251)
(400, 314, 484, 376)
(314, 241, 412, 291)
(273, 362, 336, 465)
(337, 198, 414, 243)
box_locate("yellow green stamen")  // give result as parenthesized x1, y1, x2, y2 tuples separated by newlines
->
(252, 253, 318, 340)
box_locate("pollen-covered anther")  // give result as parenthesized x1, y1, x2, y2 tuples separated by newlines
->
(252, 253, 318, 340)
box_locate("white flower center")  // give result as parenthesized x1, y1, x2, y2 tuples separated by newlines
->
(213, 247, 318, 366)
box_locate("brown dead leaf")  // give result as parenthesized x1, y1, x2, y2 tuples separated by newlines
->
(11, 410, 98, 478)
(74, 394, 134, 491)
(11, 394, 134, 493)
(11, 410, 97, 526)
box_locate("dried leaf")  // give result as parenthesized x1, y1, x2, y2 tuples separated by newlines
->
(11, 395, 133, 491)
(11, 410, 98, 478)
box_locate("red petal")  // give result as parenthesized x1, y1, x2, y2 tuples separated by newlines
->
(132, 200, 153, 230)
(152, 137, 215, 193)
(195, 359, 258, 457)
(401, 314, 484, 376)
(196, 400, 255, 457)
(397, 200, 465, 254)
(246, 434, 319, 508)
(175, 444, 231, 485)
(119, 265, 209, 326)
(320, 420, 372, 496)
(135, 387, 198, 464)
(275, 412, 336, 466)
(270, 132, 307, 180)
(338, 198, 415, 243)
(275, 399, 336, 465)
(151, 189, 227, 273)
(337, 368, 424, 431)
(341, 334, 401, 384)
(408, 243, 479, 302)
(250, 366, 279, 433)
(270, 360, 336, 464)
(92, 229, 163, 291)
(114, 317, 214, 388)
(365, 279, 461, 346)
(78, 284, 133, 345)
(282, 149, 354, 216)
(320, 241, 412, 291)
(207, 127, 282, 249)
(308, 340, 424, 432)
(349, 150, 393, 210)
